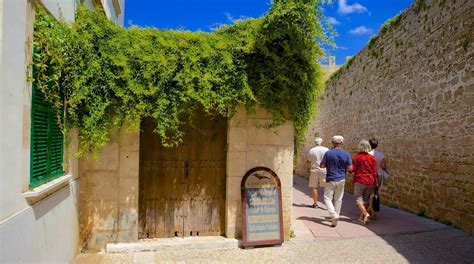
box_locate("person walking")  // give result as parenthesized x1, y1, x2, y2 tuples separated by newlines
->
(307, 137, 329, 208)
(320, 135, 352, 227)
(368, 138, 389, 187)
(367, 138, 389, 220)
(352, 140, 378, 224)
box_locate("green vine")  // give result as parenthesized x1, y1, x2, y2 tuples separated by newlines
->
(33, 0, 326, 155)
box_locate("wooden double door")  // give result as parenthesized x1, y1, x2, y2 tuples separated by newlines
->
(138, 112, 227, 238)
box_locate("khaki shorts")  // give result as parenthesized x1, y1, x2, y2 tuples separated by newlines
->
(309, 171, 326, 188)
(354, 182, 374, 205)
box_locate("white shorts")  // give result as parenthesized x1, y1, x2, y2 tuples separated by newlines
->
(309, 171, 326, 188)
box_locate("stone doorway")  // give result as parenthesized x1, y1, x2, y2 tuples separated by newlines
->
(138, 111, 227, 238)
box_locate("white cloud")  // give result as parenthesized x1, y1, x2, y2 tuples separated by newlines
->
(338, 0, 368, 15)
(334, 44, 348, 50)
(327, 17, 340, 25)
(349, 26, 373, 35)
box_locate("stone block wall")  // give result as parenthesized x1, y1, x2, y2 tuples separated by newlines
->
(79, 106, 294, 250)
(301, 0, 473, 233)
(79, 128, 140, 250)
(226, 106, 294, 240)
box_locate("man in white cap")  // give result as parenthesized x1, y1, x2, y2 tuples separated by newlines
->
(307, 137, 329, 208)
(320, 135, 353, 227)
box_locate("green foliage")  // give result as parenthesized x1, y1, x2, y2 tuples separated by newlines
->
(290, 229, 296, 238)
(33, 1, 326, 155)
(367, 35, 378, 50)
(379, 13, 402, 35)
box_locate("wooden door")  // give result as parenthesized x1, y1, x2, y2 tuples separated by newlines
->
(139, 111, 227, 238)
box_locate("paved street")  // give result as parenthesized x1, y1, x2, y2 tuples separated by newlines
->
(74, 175, 474, 263)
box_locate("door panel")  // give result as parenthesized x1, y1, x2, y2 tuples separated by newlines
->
(139, 111, 226, 238)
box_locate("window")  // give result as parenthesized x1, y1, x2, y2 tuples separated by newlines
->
(30, 66, 64, 188)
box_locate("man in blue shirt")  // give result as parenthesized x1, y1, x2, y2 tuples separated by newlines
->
(320, 135, 353, 227)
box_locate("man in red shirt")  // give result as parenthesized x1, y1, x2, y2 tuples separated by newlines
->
(351, 140, 378, 224)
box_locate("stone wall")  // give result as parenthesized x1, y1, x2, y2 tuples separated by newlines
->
(301, 0, 474, 233)
(79, 128, 140, 250)
(226, 106, 294, 240)
(295, 58, 340, 178)
(80, 106, 294, 250)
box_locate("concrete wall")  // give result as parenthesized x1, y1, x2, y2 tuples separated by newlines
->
(0, 1, 80, 263)
(0, 0, 124, 261)
(304, 0, 474, 233)
(101, 0, 125, 26)
(226, 106, 294, 240)
(40, 0, 77, 22)
(79, 106, 294, 250)
(39, 0, 124, 26)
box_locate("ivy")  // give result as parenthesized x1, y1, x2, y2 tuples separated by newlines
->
(33, 0, 326, 155)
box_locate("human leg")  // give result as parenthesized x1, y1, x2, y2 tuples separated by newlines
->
(354, 182, 370, 223)
(311, 188, 318, 207)
(324, 182, 337, 218)
(333, 180, 346, 218)
(309, 172, 318, 207)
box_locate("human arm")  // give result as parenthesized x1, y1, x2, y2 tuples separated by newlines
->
(373, 157, 378, 185)
(347, 165, 353, 173)
(347, 154, 354, 172)
(381, 155, 388, 173)
(320, 153, 327, 168)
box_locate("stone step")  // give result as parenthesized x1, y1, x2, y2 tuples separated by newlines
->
(106, 236, 239, 253)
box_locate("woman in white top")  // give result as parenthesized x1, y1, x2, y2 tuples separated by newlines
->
(367, 138, 389, 220)
(369, 138, 389, 187)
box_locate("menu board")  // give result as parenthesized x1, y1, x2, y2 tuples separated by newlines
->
(241, 167, 283, 248)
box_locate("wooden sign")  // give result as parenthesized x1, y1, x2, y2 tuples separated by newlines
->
(241, 167, 283, 248)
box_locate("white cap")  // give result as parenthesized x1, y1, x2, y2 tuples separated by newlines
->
(332, 135, 344, 144)
(314, 137, 323, 145)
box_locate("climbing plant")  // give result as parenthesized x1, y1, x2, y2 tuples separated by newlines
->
(33, 0, 326, 155)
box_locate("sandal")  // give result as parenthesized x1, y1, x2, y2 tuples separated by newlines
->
(363, 213, 370, 224)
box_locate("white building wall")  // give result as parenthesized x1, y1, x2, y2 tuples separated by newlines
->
(101, 0, 125, 26)
(0, 0, 123, 262)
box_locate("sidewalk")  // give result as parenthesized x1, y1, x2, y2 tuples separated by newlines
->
(292, 175, 450, 239)
(74, 175, 474, 263)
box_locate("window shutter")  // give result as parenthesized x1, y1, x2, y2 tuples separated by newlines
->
(49, 108, 64, 179)
(30, 87, 51, 187)
(30, 49, 64, 188)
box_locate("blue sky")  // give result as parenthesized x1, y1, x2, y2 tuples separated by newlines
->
(124, 0, 413, 65)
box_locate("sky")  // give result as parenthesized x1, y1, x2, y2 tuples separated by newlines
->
(124, 0, 413, 65)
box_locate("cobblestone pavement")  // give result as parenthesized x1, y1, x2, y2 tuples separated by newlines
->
(74, 175, 474, 263)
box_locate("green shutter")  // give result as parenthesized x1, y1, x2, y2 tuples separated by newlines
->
(30, 50, 64, 188)
(49, 108, 64, 179)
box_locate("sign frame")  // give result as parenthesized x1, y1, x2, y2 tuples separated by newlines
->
(241, 166, 284, 248)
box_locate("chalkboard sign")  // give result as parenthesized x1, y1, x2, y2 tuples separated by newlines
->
(241, 167, 283, 248)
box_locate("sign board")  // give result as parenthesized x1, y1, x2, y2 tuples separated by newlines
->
(241, 167, 283, 248)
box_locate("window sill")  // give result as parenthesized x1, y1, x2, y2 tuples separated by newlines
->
(22, 174, 72, 205)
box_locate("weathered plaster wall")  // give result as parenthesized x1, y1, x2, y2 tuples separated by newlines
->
(79, 128, 140, 250)
(305, 0, 474, 233)
(226, 106, 294, 240)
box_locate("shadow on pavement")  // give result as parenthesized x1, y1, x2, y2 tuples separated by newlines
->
(292, 174, 474, 263)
